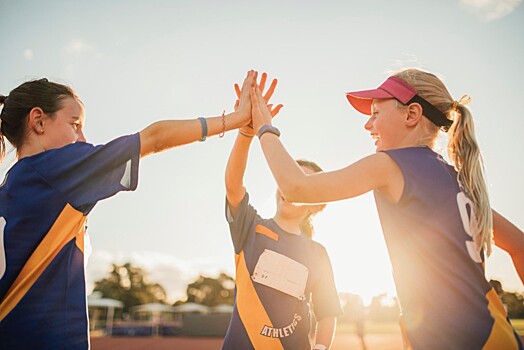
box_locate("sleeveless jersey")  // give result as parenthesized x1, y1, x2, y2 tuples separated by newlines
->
(375, 146, 522, 350)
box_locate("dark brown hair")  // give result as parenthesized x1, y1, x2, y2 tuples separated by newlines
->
(0, 78, 78, 162)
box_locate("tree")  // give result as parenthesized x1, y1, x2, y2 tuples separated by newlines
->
(93, 262, 167, 313)
(183, 273, 235, 306)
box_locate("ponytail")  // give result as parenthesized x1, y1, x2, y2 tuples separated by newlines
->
(394, 68, 493, 256)
(447, 104, 493, 256)
(299, 214, 314, 239)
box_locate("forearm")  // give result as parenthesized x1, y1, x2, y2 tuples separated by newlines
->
(225, 132, 253, 207)
(139, 112, 244, 157)
(258, 133, 308, 202)
(315, 317, 336, 349)
(493, 209, 524, 283)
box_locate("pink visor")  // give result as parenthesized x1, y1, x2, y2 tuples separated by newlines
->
(345, 76, 417, 115)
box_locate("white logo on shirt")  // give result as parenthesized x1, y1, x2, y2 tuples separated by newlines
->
(260, 313, 302, 338)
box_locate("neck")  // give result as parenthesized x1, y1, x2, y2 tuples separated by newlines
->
(398, 131, 435, 150)
(17, 138, 46, 160)
(272, 213, 302, 235)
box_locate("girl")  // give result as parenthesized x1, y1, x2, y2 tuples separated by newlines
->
(223, 74, 343, 350)
(0, 71, 255, 349)
(249, 69, 523, 350)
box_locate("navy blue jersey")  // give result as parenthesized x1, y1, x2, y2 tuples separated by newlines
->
(376, 146, 522, 350)
(0, 134, 140, 349)
(223, 193, 343, 350)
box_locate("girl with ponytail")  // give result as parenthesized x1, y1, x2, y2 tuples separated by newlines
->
(223, 73, 342, 350)
(250, 69, 523, 350)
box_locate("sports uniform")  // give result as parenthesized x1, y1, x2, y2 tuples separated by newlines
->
(0, 134, 140, 349)
(222, 193, 343, 350)
(375, 146, 523, 350)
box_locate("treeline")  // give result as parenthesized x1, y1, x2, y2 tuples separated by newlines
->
(92, 262, 524, 319)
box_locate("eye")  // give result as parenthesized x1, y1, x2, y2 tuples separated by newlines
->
(71, 122, 80, 131)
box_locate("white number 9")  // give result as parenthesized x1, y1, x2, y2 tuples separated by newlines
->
(456, 192, 482, 263)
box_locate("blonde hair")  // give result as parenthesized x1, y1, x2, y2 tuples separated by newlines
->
(296, 159, 326, 238)
(394, 68, 493, 256)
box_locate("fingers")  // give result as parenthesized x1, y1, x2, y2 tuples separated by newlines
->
(271, 104, 283, 117)
(241, 70, 256, 91)
(263, 78, 278, 103)
(250, 86, 260, 106)
(234, 83, 241, 98)
(259, 72, 267, 93)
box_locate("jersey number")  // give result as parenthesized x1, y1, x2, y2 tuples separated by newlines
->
(456, 192, 482, 263)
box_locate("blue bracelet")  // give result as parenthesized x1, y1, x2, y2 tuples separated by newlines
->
(257, 124, 281, 139)
(198, 117, 207, 142)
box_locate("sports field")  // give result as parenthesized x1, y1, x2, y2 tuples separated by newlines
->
(91, 320, 524, 350)
(91, 333, 403, 350)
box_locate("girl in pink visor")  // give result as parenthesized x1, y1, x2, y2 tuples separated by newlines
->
(249, 68, 524, 350)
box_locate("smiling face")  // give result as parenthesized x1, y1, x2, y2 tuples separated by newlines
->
(40, 97, 86, 150)
(364, 98, 407, 152)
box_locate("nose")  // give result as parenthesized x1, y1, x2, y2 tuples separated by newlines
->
(364, 116, 374, 131)
(78, 130, 87, 142)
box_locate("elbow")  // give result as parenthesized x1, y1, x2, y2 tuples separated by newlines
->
(140, 123, 167, 156)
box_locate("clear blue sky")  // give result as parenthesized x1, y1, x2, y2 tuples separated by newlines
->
(1, 0, 523, 303)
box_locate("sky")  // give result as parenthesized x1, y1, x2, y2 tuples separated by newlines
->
(1, 0, 523, 305)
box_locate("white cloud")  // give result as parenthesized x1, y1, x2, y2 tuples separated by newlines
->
(85, 250, 231, 303)
(63, 39, 97, 56)
(23, 49, 33, 61)
(460, 0, 522, 22)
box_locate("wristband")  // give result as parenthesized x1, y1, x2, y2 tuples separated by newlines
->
(312, 345, 327, 350)
(257, 124, 281, 139)
(198, 117, 207, 142)
(239, 130, 255, 138)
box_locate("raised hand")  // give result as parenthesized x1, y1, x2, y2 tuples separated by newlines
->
(234, 72, 283, 136)
(250, 77, 278, 134)
(235, 70, 257, 126)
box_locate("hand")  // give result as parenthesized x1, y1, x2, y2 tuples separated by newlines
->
(235, 70, 257, 126)
(250, 81, 276, 134)
(234, 72, 283, 136)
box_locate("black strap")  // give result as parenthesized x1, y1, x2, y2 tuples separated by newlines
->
(407, 95, 452, 131)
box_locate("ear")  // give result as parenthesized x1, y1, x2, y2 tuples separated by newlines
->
(28, 107, 45, 134)
(405, 102, 423, 128)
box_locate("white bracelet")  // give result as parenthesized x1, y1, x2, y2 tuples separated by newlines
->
(312, 345, 327, 350)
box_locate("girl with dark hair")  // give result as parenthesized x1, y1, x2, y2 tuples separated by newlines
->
(0, 71, 255, 349)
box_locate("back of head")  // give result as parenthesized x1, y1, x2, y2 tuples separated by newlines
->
(394, 68, 493, 256)
(0, 78, 78, 162)
(296, 159, 326, 239)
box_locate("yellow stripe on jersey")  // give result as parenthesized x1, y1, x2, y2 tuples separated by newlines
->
(236, 250, 284, 350)
(0, 204, 86, 321)
(482, 288, 520, 350)
(256, 225, 279, 241)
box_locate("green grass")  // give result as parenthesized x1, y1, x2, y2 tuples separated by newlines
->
(512, 319, 524, 335)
